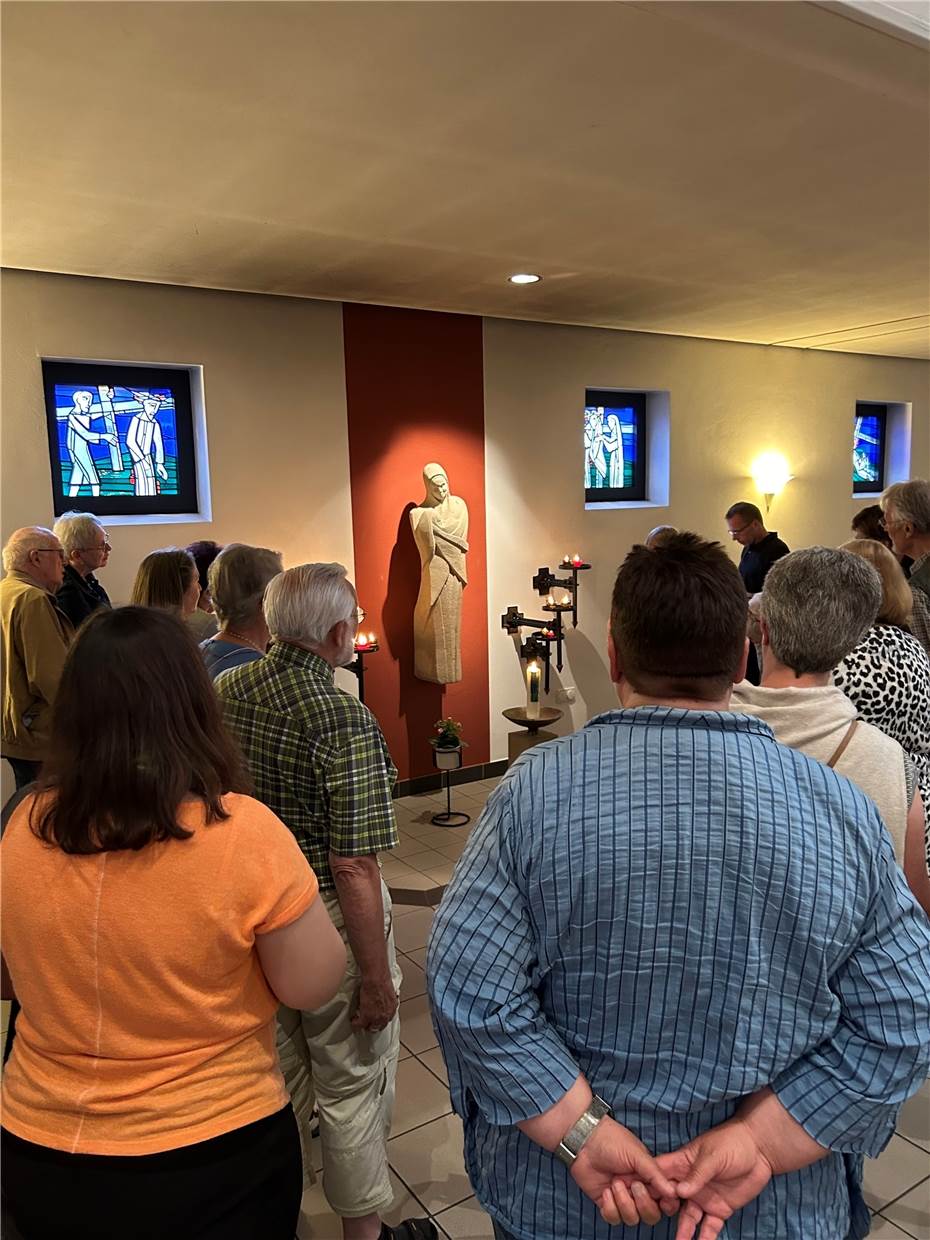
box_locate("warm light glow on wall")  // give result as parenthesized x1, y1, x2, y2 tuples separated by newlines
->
(751, 452, 793, 513)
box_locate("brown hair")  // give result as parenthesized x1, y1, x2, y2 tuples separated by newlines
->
(611, 533, 748, 699)
(32, 607, 250, 854)
(725, 501, 763, 525)
(851, 505, 892, 549)
(130, 548, 198, 610)
(839, 538, 912, 629)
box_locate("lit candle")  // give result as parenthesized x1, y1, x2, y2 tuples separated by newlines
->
(562, 554, 571, 566)
(355, 632, 369, 650)
(546, 593, 554, 606)
(526, 660, 542, 719)
(572, 553, 582, 566)
(561, 592, 572, 606)
(367, 633, 377, 646)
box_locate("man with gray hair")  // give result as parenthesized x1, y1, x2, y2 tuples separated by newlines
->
(216, 563, 434, 1240)
(1, 527, 73, 789)
(882, 478, 930, 656)
(53, 511, 112, 629)
(732, 547, 930, 913)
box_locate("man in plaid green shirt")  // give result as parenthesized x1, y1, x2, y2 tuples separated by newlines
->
(217, 562, 435, 1240)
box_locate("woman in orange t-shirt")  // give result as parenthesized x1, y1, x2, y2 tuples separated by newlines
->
(0, 606, 346, 1239)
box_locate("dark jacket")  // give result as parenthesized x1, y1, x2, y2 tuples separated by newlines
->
(56, 565, 111, 630)
(739, 531, 790, 595)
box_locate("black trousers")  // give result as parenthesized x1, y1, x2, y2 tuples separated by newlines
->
(1, 1105, 302, 1240)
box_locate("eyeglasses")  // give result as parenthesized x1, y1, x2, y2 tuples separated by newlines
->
(77, 542, 112, 552)
(355, 606, 367, 625)
(880, 516, 901, 531)
(34, 548, 65, 560)
(727, 525, 752, 538)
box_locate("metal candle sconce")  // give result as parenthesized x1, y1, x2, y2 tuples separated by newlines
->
(500, 556, 592, 693)
(348, 636, 379, 705)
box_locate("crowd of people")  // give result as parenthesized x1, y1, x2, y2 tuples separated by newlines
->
(1, 480, 929, 1240)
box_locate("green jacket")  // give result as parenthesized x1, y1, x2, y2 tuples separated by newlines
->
(1, 571, 73, 760)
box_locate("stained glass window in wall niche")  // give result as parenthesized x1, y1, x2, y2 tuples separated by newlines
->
(584, 390, 647, 503)
(43, 360, 200, 518)
(853, 403, 887, 494)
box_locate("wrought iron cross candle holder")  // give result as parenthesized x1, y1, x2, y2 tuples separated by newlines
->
(501, 556, 591, 694)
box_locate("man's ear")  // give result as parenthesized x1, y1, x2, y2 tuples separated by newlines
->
(760, 617, 771, 649)
(607, 630, 622, 685)
(734, 636, 750, 685)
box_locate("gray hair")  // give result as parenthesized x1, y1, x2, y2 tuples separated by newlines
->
(761, 547, 882, 674)
(2, 526, 58, 572)
(263, 562, 356, 646)
(208, 543, 283, 628)
(881, 480, 930, 534)
(644, 525, 679, 549)
(53, 511, 104, 558)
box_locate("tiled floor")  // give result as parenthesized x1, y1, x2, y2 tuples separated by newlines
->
(3, 777, 929, 1238)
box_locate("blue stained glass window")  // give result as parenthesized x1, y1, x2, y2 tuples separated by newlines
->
(853, 404, 886, 493)
(584, 390, 647, 502)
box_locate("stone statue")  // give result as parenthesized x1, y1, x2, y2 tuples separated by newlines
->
(410, 462, 469, 684)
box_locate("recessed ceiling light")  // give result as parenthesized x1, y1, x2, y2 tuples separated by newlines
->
(508, 273, 541, 285)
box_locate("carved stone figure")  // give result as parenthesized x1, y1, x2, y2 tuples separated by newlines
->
(410, 463, 469, 684)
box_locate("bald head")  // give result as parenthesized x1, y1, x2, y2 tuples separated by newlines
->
(3, 526, 65, 591)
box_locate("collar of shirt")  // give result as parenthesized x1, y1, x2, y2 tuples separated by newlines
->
(585, 702, 777, 742)
(911, 551, 930, 576)
(265, 639, 335, 683)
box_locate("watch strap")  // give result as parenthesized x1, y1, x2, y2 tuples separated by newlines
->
(555, 1094, 611, 1166)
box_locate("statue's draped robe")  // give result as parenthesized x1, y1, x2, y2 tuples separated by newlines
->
(411, 496, 469, 684)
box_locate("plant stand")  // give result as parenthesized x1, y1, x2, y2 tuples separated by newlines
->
(430, 744, 471, 828)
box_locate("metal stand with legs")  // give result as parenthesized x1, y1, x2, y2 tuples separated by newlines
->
(430, 772, 471, 828)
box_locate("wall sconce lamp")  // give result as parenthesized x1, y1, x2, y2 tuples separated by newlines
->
(751, 452, 793, 514)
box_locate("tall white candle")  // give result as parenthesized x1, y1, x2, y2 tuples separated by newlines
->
(526, 661, 542, 719)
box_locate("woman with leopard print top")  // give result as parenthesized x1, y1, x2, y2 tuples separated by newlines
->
(835, 540, 930, 860)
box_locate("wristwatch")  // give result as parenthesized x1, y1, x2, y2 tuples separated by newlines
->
(555, 1094, 612, 1166)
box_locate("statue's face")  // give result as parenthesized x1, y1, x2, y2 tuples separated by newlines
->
(75, 391, 92, 414)
(427, 472, 449, 503)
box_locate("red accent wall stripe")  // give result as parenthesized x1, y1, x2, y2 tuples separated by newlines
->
(343, 305, 489, 781)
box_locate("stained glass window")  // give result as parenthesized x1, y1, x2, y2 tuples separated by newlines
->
(584, 390, 647, 503)
(853, 403, 886, 494)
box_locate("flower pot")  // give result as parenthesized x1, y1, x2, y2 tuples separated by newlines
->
(432, 745, 463, 771)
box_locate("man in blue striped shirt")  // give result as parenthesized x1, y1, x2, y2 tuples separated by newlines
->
(427, 533, 930, 1240)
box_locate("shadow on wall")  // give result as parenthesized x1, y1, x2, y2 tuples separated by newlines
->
(562, 627, 616, 723)
(384, 503, 443, 771)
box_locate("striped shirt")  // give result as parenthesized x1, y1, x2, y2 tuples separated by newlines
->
(427, 707, 930, 1240)
(909, 552, 930, 657)
(216, 641, 398, 890)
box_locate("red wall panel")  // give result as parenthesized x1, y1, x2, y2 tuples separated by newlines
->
(343, 305, 489, 781)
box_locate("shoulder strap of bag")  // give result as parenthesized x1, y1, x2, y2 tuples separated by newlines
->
(826, 720, 859, 769)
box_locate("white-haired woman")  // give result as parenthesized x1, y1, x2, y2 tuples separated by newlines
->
(52, 511, 112, 629)
(201, 544, 284, 680)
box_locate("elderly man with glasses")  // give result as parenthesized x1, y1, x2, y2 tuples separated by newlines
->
(53, 511, 112, 630)
(881, 479, 930, 657)
(0, 527, 73, 789)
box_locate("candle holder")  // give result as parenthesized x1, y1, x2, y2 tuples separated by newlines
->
(502, 554, 593, 699)
(347, 638, 380, 705)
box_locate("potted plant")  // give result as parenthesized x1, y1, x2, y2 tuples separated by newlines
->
(430, 717, 467, 770)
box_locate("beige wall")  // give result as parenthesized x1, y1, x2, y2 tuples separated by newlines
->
(1, 270, 354, 599)
(483, 317, 930, 761)
(1, 269, 355, 798)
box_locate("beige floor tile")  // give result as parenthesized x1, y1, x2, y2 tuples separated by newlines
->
(391, 1055, 453, 1137)
(381, 858, 424, 881)
(423, 861, 457, 885)
(418, 1045, 449, 1086)
(405, 945, 429, 969)
(869, 1216, 916, 1239)
(864, 1136, 930, 1211)
(434, 1195, 496, 1239)
(897, 1082, 930, 1154)
(435, 836, 470, 860)
(393, 907, 434, 953)
(399, 993, 439, 1054)
(298, 1169, 422, 1238)
(882, 1177, 930, 1237)
(387, 1112, 472, 1214)
(389, 835, 437, 860)
(389, 870, 441, 894)
(400, 957, 427, 1000)
(393, 899, 430, 919)
(403, 848, 448, 873)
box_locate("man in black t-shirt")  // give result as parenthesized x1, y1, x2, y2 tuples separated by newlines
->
(725, 501, 790, 682)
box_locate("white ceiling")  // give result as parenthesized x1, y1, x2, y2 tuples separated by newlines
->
(2, 0, 928, 359)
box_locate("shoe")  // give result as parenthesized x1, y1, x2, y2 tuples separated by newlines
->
(378, 1220, 439, 1240)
